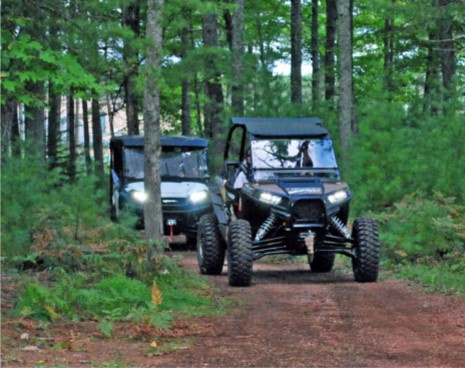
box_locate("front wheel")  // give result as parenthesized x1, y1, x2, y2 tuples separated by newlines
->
(228, 220, 253, 287)
(352, 217, 381, 282)
(196, 214, 226, 275)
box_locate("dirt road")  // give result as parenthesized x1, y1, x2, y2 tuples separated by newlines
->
(2, 251, 465, 367)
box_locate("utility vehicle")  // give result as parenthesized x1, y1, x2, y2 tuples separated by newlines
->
(110, 135, 212, 245)
(196, 117, 380, 286)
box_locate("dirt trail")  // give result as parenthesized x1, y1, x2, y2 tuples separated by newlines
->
(2, 251, 465, 367)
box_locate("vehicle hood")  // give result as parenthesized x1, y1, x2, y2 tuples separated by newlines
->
(254, 179, 349, 197)
(125, 181, 209, 198)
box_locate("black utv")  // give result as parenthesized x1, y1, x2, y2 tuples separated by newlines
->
(110, 135, 212, 246)
(196, 117, 380, 286)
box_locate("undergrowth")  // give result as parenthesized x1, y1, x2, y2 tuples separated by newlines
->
(374, 191, 465, 294)
(1, 154, 231, 339)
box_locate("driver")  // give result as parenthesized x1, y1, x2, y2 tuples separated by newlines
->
(299, 141, 313, 168)
(233, 148, 252, 189)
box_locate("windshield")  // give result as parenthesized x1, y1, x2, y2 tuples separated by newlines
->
(123, 146, 209, 180)
(250, 138, 338, 180)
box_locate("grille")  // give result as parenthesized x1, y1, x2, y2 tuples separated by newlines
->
(293, 200, 324, 223)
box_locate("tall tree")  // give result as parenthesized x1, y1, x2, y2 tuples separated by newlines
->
(123, 1, 141, 135)
(311, 0, 321, 109)
(81, 100, 92, 175)
(202, 11, 225, 162)
(47, 20, 61, 169)
(23, 2, 46, 162)
(438, 0, 456, 93)
(423, 30, 440, 115)
(232, 0, 245, 115)
(91, 96, 104, 179)
(144, 0, 165, 242)
(383, 4, 395, 94)
(181, 19, 192, 136)
(336, 0, 355, 156)
(24, 84, 46, 161)
(67, 90, 77, 181)
(324, 0, 337, 103)
(290, 0, 302, 105)
(0, 98, 16, 160)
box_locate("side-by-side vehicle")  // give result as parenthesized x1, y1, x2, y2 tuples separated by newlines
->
(110, 135, 212, 246)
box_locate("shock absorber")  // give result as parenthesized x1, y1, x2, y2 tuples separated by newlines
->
(330, 215, 351, 239)
(255, 213, 278, 241)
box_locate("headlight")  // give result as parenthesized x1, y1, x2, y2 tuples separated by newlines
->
(327, 190, 347, 204)
(189, 190, 209, 203)
(259, 192, 282, 205)
(131, 191, 148, 203)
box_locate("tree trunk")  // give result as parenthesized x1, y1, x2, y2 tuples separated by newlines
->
(25, 81, 46, 162)
(232, 0, 245, 115)
(423, 28, 441, 115)
(82, 100, 92, 175)
(438, 0, 456, 93)
(144, 0, 164, 243)
(48, 83, 60, 169)
(106, 94, 115, 138)
(181, 22, 191, 136)
(202, 12, 225, 165)
(291, 0, 302, 105)
(311, 0, 321, 110)
(193, 73, 203, 135)
(383, 12, 394, 94)
(123, 2, 141, 135)
(336, 0, 355, 157)
(1, 98, 16, 161)
(324, 0, 337, 104)
(224, 7, 233, 51)
(67, 90, 76, 181)
(91, 96, 104, 179)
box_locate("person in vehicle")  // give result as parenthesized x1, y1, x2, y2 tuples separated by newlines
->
(299, 141, 313, 168)
(233, 148, 252, 189)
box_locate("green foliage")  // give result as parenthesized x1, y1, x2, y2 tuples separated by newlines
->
(1, 155, 59, 257)
(156, 266, 231, 318)
(347, 91, 465, 214)
(374, 192, 465, 292)
(0, 155, 109, 258)
(11, 256, 230, 331)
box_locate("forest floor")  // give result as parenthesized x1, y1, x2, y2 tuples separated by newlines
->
(2, 250, 465, 368)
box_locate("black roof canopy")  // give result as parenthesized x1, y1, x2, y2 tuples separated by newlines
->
(231, 117, 329, 138)
(110, 135, 208, 149)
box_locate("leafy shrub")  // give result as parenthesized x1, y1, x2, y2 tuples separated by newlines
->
(12, 254, 230, 329)
(347, 96, 465, 215)
(1, 154, 60, 257)
(375, 192, 465, 291)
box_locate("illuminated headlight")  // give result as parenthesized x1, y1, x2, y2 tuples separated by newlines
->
(259, 192, 282, 205)
(189, 190, 209, 203)
(131, 191, 148, 203)
(327, 190, 348, 204)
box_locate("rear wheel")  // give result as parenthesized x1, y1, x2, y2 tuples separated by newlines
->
(196, 214, 226, 275)
(352, 217, 380, 282)
(309, 252, 335, 273)
(228, 220, 253, 287)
